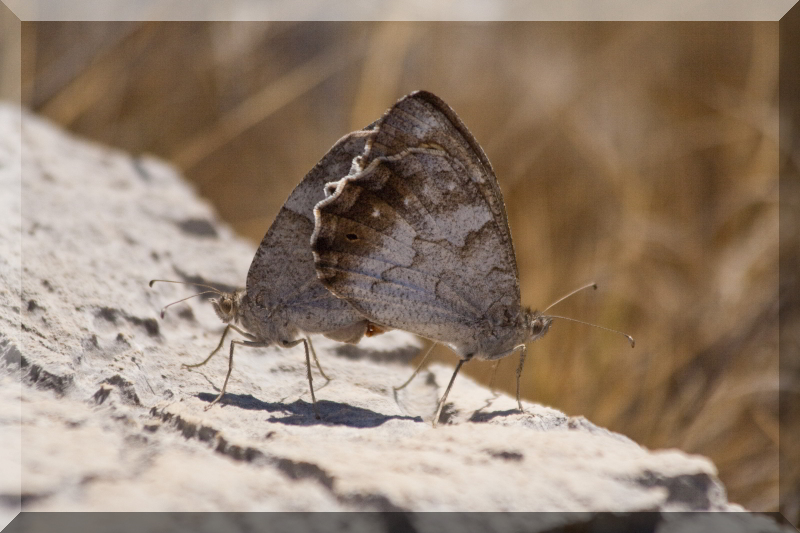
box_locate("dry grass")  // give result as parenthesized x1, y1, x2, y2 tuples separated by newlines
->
(20, 21, 785, 515)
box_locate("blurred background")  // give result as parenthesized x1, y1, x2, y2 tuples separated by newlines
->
(16, 21, 784, 515)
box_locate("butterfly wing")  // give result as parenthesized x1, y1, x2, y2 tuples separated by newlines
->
(312, 91, 524, 356)
(245, 130, 373, 341)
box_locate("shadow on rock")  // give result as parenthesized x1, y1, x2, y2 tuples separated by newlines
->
(332, 342, 420, 364)
(468, 408, 520, 423)
(197, 393, 423, 428)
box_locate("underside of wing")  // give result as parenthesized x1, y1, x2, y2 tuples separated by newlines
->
(312, 93, 523, 345)
(364, 91, 519, 287)
(246, 130, 373, 335)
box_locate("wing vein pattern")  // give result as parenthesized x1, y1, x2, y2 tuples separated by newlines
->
(313, 91, 524, 349)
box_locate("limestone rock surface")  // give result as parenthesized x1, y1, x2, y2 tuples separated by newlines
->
(0, 105, 790, 532)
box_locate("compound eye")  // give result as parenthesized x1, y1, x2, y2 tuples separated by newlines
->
(221, 299, 232, 314)
(532, 321, 543, 334)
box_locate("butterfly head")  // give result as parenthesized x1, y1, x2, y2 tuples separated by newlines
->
(211, 289, 246, 324)
(527, 309, 552, 343)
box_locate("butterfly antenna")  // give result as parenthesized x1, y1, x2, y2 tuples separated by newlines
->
(149, 280, 227, 319)
(546, 315, 635, 348)
(543, 282, 597, 313)
(149, 279, 225, 294)
(158, 291, 220, 319)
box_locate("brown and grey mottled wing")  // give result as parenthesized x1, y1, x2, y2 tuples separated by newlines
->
(312, 91, 522, 351)
(245, 130, 373, 341)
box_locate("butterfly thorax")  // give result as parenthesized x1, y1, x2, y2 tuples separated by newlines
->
(457, 308, 551, 361)
(242, 289, 308, 346)
(211, 288, 289, 344)
(444, 308, 524, 361)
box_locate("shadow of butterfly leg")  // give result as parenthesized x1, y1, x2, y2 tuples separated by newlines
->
(393, 342, 438, 392)
(305, 335, 330, 382)
(203, 338, 270, 411)
(432, 359, 466, 428)
(282, 337, 321, 420)
(514, 344, 527, 412)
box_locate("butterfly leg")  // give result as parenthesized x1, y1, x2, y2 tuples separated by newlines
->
(305, 335, 330, 382)
(203, 339, 269, 411)
(283, 338, 321, 420)
(515, 344, 527, 412)
(433, 359, 466, 428)
(394, 342, 437, 391)
(488, 359, 502, 393)
(182, 324, 255, 369)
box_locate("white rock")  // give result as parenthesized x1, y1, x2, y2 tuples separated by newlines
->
(0, 104, 788, 531)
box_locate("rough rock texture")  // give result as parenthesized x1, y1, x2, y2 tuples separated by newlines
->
(0, 105, 791, 531)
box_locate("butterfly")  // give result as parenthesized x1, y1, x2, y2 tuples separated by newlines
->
(152, 128, 384, 419)
(311, 91, 632, 426)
